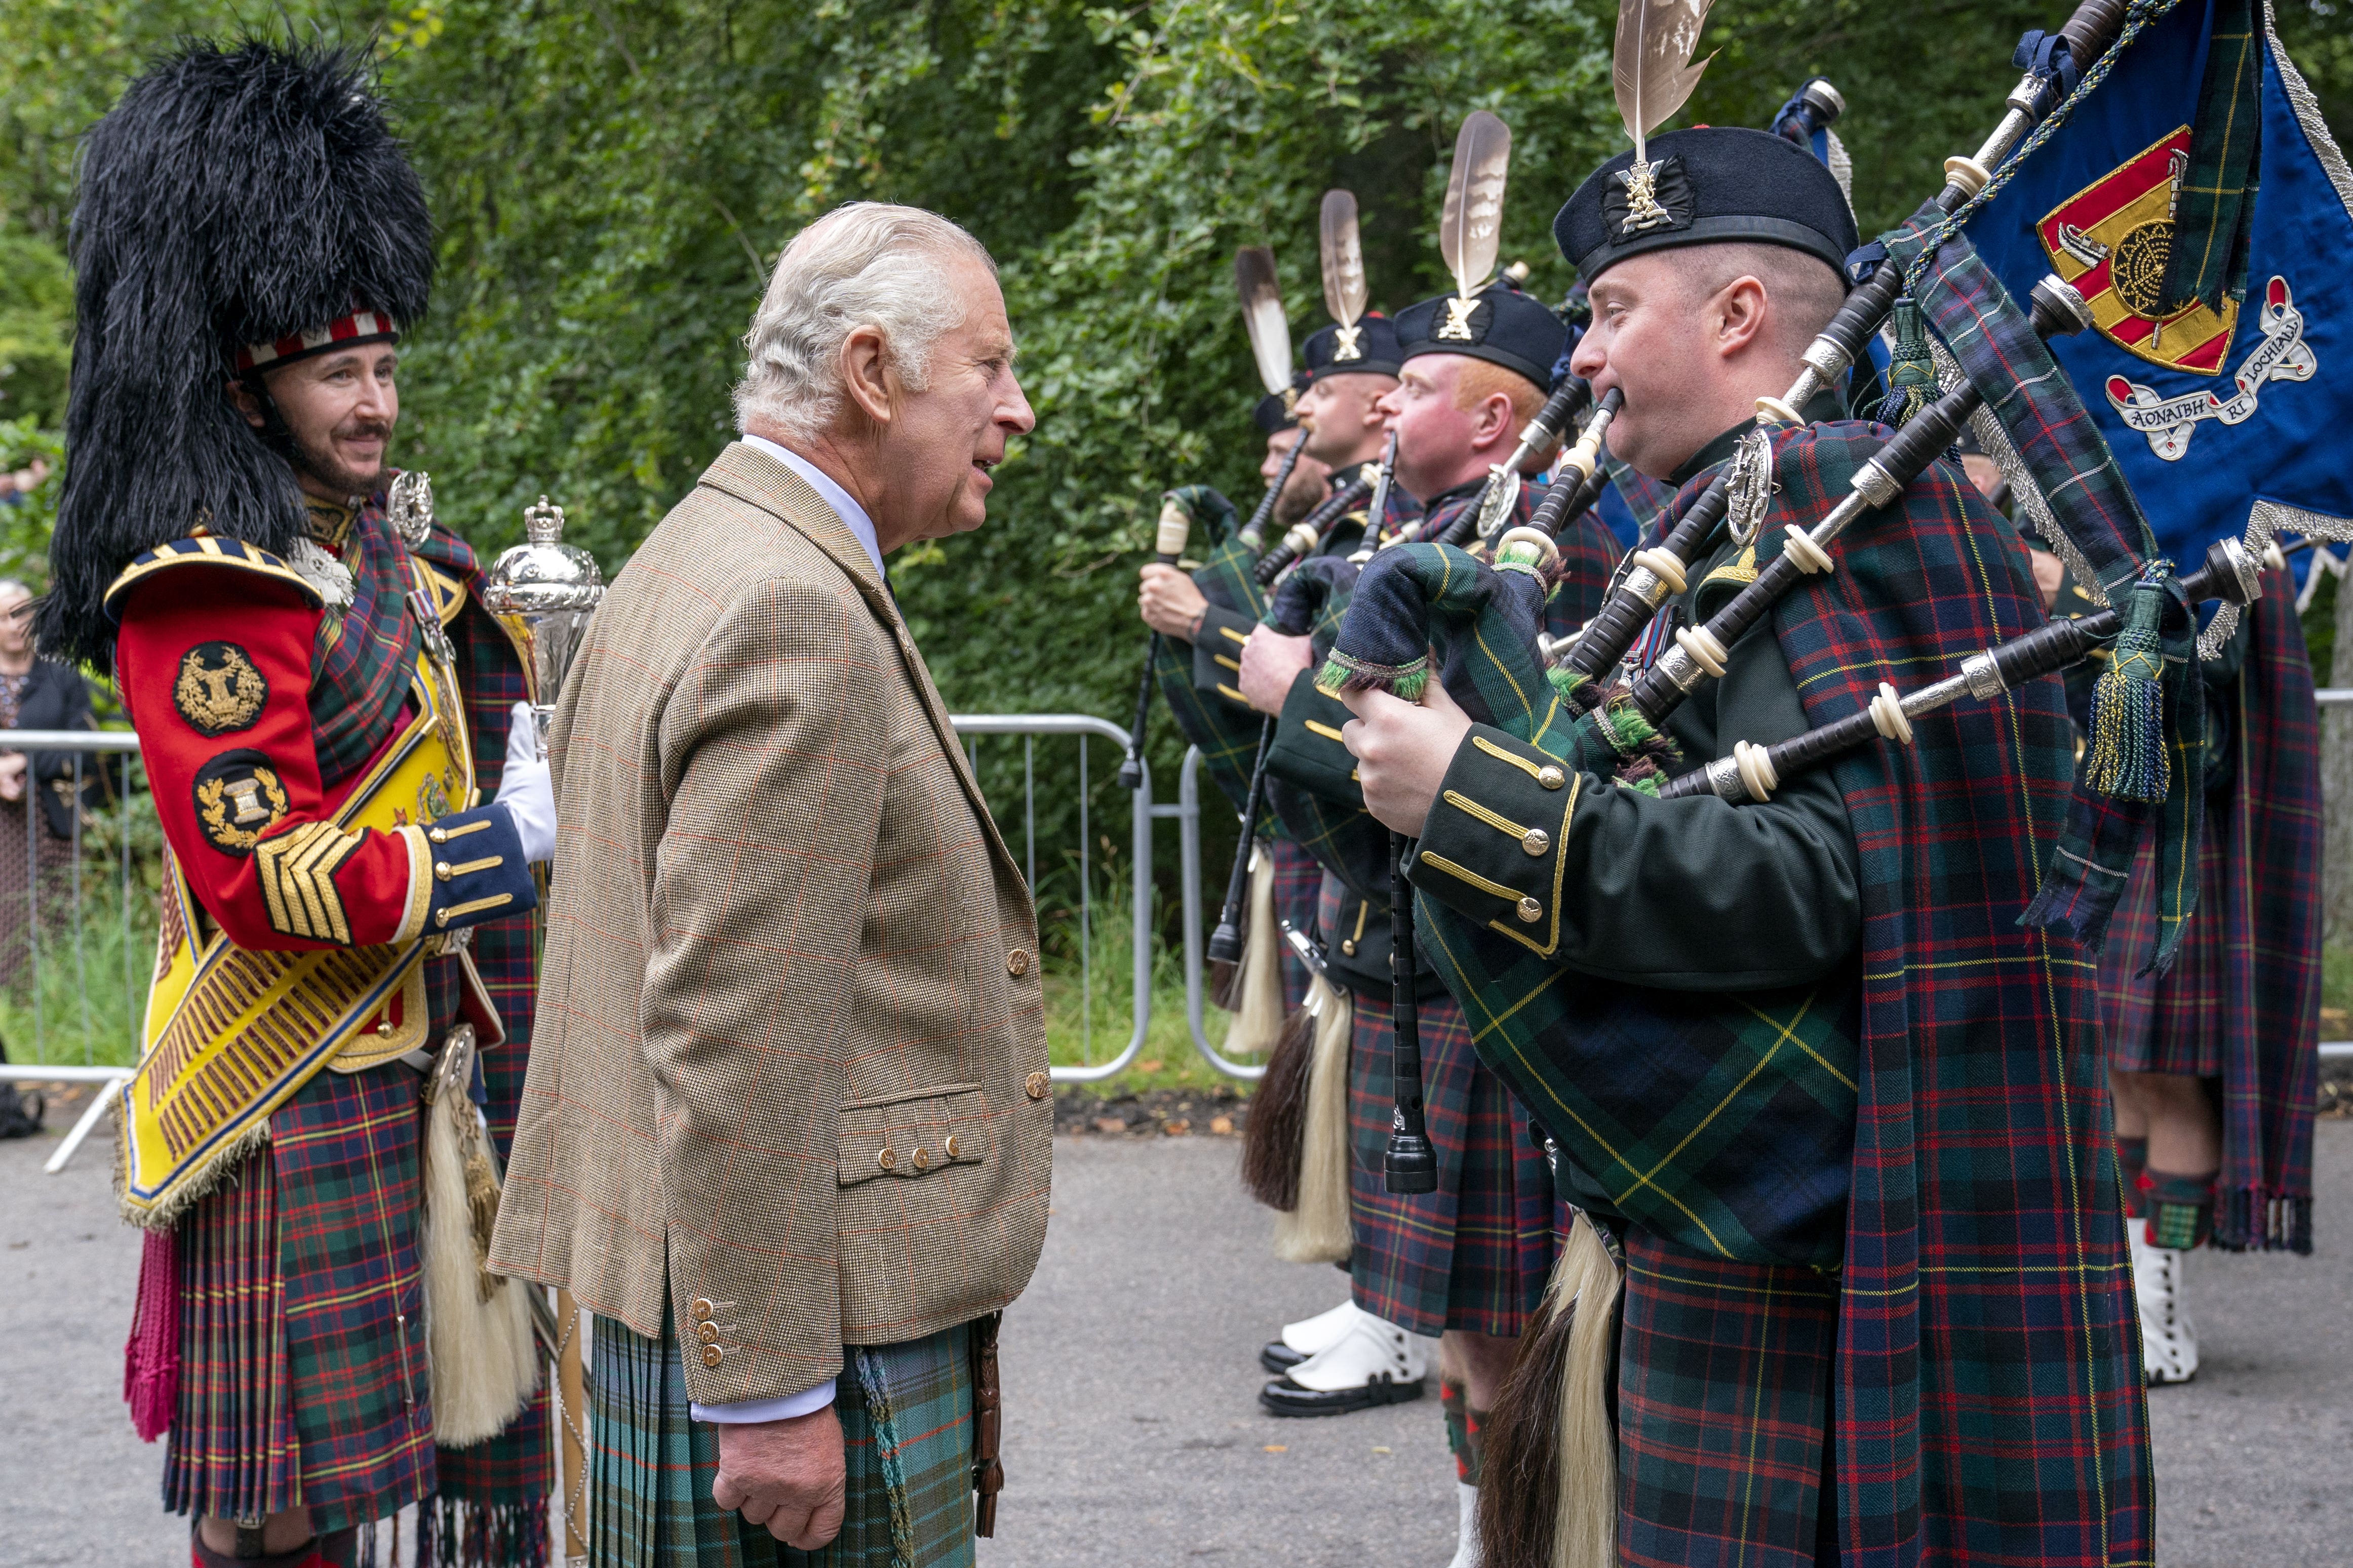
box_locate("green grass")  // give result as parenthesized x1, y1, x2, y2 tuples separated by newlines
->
(1, 889, 156, 1070)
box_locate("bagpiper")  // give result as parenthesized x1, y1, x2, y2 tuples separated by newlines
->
(47, 42, 557, 1567)
(1333, 117, 2153, 1565)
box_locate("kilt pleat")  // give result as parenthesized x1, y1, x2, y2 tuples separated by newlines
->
(164, 1141, 298, 1521)
(1616, 1230, 1837, 1568)
(163, 1065, 436, 1529)
(1349, 991, 1556, 1337)
(589, 1309, 975, 1567)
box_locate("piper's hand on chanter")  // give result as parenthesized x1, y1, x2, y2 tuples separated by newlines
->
(1340, 679, 1472, 838)
(712, 1404, 847, 1549)
(1238, 626, 1314, 716)
(1136, 564, 1207, 640)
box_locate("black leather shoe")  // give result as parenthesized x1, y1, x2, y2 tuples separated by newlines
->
(1260, 1340, 1308, 1375)
(1258, 1371, 1426, 1417)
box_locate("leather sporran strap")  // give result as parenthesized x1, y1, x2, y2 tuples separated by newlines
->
(970, 1311, 1005, 1537)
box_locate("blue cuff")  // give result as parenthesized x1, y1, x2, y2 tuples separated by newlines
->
(419, 803, 538, 935)
(691, 1377, 838, 1424)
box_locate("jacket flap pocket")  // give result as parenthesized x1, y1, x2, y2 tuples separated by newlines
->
(837, 1084, 991, 1187)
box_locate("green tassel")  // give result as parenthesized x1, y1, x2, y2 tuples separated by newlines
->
(1883, 295, 1939, 426)
(1315, 651, 1427, 701)
(2084, 571, 2172, 802)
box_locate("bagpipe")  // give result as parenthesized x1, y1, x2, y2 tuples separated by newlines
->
(1253, 433, 1388, 586)
(1120, 248, 1301, 790)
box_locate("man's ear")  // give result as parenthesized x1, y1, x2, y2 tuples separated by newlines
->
(1713, 275, 1769, 359)
(1473, 391, 1516, 449)
(839, 324, 894, 427)
(223, 377, 267, 431)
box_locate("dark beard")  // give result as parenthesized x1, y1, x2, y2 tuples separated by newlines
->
(1272, 469, 1324, 527)
(246, 382, 388, 498)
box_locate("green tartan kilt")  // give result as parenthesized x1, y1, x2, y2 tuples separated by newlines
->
(589, 1309, 976, 1567)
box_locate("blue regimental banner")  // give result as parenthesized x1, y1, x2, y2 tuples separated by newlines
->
(1966, 0, 2353, 565)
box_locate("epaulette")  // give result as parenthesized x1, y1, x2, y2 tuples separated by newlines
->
(102, 536, 324, 621)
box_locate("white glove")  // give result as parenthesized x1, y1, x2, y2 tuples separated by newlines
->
(497, 701, 557, 864)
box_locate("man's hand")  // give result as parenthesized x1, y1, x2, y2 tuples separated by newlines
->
(0, 751, 26, 804)
(711, 1404, 846, 1549)
(2027, 547, 2065, 615)
(1238, 627, 1314, 716)
(1339, 680, 1473, 838)
(1137, 564, 1208, 640)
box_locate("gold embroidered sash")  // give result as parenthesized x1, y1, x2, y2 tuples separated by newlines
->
(119, 627, 475, 1229)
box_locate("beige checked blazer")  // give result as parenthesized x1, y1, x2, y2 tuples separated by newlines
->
(489, 441, 1051, 1404)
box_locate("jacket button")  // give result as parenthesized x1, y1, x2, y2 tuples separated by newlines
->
(1341, 939, 1357, 957)
(1521, 828, 1550, 856)
(691, 1299, 714, 1322)
(1537, 765, 1566, 790)
(912, 1146, 930, 1171)
(943, 1134, 961, 1159)
(696, 1320, 720, 1343)
(1025, 1070, 1050, 1101)
(1006, 948, 1030, 977)
(701, 1345, 723, 1368)
(877, 1147, 896, 1171)
(434, 861, 454, 882)
(1516, 896, 1543, 923)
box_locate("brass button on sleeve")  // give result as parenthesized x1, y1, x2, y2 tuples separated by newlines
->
(943, 1134, 961, 1159)
(1521, 828, 1550, 856)
(696, 1321, 720, 1343)
(1536, 765, 1566, 790)
(1340, 939, 1357, 957)
(1006, 948, 1031, 978)
(434, 862, 453, 882)
(691, 1298, 714, 1321)
(1025, 1070, 1050, 1101)
(701, 1345, 723, 1368)
(877, 1147, 896, 1171)
(912, 1147, 930, 1172)
(1516, 896, 1543, 923)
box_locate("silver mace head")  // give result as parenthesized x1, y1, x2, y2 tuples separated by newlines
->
(482, 495, 604, 759)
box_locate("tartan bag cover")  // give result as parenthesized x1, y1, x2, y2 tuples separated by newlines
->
(1327, 424, 2151, 1565)
(2100, 575, 2320, 1251)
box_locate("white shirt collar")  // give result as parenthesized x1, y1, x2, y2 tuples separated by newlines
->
(737, 432, 886, 583)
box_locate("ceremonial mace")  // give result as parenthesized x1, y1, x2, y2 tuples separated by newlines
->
(481, 496, 604, 1568)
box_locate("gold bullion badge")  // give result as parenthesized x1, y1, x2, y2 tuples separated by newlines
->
(193, 749, 291, 856)
(173, 642, 269, 736)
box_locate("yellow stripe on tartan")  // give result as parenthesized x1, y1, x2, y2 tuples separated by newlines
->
(1422, 914, 1735, 1259)
(1740, 995, 1855, 1092)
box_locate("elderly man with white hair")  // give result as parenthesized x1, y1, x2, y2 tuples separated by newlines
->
(491, 202, 1048, 1566)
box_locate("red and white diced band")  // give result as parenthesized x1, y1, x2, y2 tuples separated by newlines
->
(234, 309, 399, 373)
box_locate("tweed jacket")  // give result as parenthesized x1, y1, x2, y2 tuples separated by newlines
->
(489, 441, 1051, 1405)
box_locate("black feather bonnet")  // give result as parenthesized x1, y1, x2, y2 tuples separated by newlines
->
(41, 40, 434, 668)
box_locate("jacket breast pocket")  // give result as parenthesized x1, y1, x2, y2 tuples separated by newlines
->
(836, 1083, 992, 1187)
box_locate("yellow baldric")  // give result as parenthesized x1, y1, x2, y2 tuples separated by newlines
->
(118, 552, 477, 1229)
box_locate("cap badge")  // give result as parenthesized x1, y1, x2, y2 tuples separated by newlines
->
(1332, 323, 1364, 360)
(1436, 296, 1483, 342)
(1605, 156, 1695, 241)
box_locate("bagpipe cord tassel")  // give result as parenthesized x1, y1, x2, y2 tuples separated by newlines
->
(1879, 295, 1940, 426)
(123, 1225, 180, 1443)
(2084, 570, 2173, 802)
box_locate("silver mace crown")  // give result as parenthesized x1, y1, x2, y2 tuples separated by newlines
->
(481, 495, 604, 759)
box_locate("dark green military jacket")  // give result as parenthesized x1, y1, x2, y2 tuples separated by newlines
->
(1407, 413, 1862, 991)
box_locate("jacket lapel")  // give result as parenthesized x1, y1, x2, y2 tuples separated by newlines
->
(696, 442, 1030, 897)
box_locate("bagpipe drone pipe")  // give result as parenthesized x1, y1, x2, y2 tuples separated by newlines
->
(1544, 0, 2140, 715)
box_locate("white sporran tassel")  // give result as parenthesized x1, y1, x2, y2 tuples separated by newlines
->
(422, 1025, 540, 1446)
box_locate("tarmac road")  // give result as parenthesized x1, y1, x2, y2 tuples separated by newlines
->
(6, 1114, 2348, 1565)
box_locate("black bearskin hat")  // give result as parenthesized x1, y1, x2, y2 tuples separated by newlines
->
(41, 40, 434, 668)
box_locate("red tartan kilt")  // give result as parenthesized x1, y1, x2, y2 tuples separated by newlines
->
(2098, 826, 2228, 1076)
(1346, 987, 1556, 1338)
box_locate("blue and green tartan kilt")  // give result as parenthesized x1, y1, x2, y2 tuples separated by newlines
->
(589, 1309, 976, 1567)
(1616, 1229, 1838, 1568)
(164, 1062, 438, 1532)
(1347, 989, 1556, 1338)
(1267, 837, 1320, 1015)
